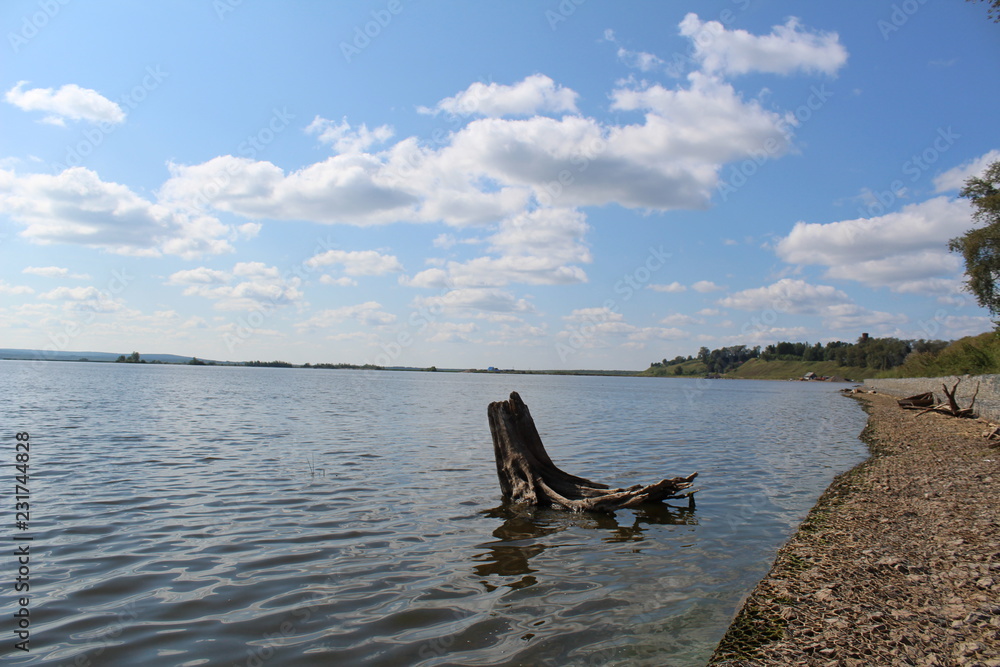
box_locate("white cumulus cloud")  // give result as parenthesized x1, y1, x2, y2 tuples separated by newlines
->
(0, 280, 34, 295)
(403, 208, 591, 288)
(422, 74, 579, 117)
(306, 116, 394, 153)
(648, 282, 687, 293)
(603, 29, 666, 72)
(425, 321, 478, 343)
(933, 149, 1000, 193)
(167, 262, 303, 311)
(5, 81, 125, 126)
(413, 288, 535, 314)
(776, 196, 973, 294)
(692, 280, 725, 293)
(660, 313, 703, 326)
(0, 167, 235, 258)
(158, 29, 841, 232)
(678, 14, 848, 77)
(718, 278, 849, 314)
(159, 155, 421, 227)
(718, 279, 908, 334)
(305, 249, 403, 276)
(296, 301, 396, 329)
(23, 266, 90, 279)
(821, 304, 907, 331)
(319, 275, 358, 287)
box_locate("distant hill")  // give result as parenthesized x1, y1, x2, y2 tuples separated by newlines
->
(641, 357, 871, 381)
(0, 349, 228, 364)
(726, 358, 867, 381)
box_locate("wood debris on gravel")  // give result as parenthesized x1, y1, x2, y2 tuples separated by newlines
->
(710, 392, 1000, 666)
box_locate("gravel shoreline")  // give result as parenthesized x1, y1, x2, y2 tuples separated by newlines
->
(709, 392, 1000, 666)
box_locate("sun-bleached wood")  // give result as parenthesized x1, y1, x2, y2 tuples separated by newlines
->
(487, 391, 697, 512)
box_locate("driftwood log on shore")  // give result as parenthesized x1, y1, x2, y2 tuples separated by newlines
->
(486, 391, 697, 512)
(901, 378, 981, 418)
(897, 392, 935, 409)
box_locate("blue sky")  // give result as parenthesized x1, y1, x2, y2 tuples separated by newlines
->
(1, 1, 998, 369)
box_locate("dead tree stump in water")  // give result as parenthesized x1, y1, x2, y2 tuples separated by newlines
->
(487, 391, 697, 512)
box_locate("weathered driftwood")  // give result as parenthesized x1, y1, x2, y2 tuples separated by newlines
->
(897, 392, 935, 409)
(487, 391, 697, 512)
(912, 378, 980, 418)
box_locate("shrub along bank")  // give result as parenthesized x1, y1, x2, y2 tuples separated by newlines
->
(641, 331, 1000, 381)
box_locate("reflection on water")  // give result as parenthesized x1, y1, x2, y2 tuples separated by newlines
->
(477, 502, 700, 589)
(473, 504, 698, 591)
(0, 362, 868, 666)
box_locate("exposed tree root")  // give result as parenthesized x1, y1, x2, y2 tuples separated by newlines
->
(905, 378, 981, 419)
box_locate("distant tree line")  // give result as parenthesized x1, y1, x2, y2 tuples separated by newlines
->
(111, 353, 383, 369)
(242, 361, 386, 370)
(649, 336, 950, 374)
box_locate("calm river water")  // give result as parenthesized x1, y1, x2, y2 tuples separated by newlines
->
(1, 361, 869, 666)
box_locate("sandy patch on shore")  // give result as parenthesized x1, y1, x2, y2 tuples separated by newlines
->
(710, 392, 1000, 666)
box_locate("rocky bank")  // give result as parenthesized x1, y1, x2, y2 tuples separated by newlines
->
(710, 392, 1000, 666)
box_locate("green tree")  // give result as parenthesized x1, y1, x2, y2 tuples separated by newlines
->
(803, 342, 823, 362)
(949, 160, 1000, 315)
(128, 351, 140, 363)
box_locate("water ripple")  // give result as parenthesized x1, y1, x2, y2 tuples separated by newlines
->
(0, 363, 867, 666)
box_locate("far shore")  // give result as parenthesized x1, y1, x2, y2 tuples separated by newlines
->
(2, 353, 858, 381)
